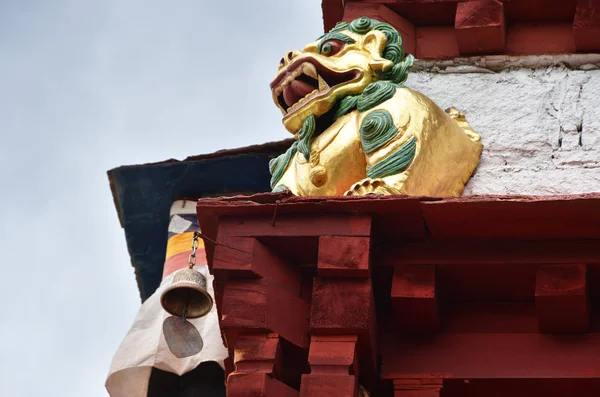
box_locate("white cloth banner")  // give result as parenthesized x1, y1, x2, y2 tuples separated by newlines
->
(105, 266, 228, 397)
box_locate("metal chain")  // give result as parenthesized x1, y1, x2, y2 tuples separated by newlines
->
(188, 231, 202, 269)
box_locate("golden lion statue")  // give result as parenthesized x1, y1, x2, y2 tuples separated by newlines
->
(269, 17, 482, 197)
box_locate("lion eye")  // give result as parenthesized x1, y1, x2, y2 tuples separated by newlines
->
(320, 39, 345, 56)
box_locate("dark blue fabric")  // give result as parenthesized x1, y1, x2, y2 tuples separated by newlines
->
(109, 150, 280, 301)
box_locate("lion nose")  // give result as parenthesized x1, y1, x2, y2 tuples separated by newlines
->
(281, 50, 301, 67)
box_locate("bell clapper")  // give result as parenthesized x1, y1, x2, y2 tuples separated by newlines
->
(181, 293, 189, 322)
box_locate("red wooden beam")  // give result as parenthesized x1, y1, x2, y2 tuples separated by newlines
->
(199, 195, 600, 245)
(318, 236, 371, 278)
(420, 196, 600, 241)
(391, 265, 439, 332)
(380, 332, 600, 379)
(378, 241, 600, 266)
(536, 264, 589, 333)
(343, 3, 416, 56)
(455, 0, 506, 55)
(574, 0, 600, 51)
(218, 215, 371, 238)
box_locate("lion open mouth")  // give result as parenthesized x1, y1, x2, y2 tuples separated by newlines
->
(270, 59, 361, 115)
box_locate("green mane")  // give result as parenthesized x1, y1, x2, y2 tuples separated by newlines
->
(323, 17, 414, 85)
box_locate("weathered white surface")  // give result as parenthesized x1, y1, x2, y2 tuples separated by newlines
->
(406, 65, 600, 195)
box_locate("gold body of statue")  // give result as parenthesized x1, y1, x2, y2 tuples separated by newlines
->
(268, 17, 482, 197)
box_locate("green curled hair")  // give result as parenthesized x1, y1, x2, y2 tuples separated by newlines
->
(329, 17, 414, 85)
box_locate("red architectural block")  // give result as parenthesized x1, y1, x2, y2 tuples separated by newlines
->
(318, 236, 370, 278)
(228, 334, 299, 397)
(300, 335, 359, 397)
(310, 278, 373, 333)
(574, 0, 600, 51)
(343, 3, 416, 56)
(455, 0, 506, 55)
(232, 334, 280, 374)
(221, 279, 267, 330)
(308, 335, 358, 375)
(221, 279, 310, 347)
(535, 264, 588, 333)
(507, 23, 575, 55)
(391, 265, 439, 332)
(214, 236, 301, 295)
(416, 27, 460, 59)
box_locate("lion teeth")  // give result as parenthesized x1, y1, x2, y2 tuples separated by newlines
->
(303, 63, 318, 79)
(274, 86, 283, 96)
(318, 75, 329, 90)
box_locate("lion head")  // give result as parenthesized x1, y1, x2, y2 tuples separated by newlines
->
(270, 17, 414, 134)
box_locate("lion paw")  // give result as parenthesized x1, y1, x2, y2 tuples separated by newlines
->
(344, 178, 401, 196)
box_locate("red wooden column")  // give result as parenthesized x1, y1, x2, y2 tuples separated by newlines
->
(535, 264, 589, 333)
(301, 231, 377, 396)
(391, 265, 439, 332)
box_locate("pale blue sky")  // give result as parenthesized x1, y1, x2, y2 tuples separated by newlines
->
(0, 1, 322, 395)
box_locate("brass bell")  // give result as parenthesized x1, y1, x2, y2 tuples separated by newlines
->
(160, 268, 213, 319)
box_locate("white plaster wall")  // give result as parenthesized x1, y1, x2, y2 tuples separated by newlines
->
(405, 64, 600, 195)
